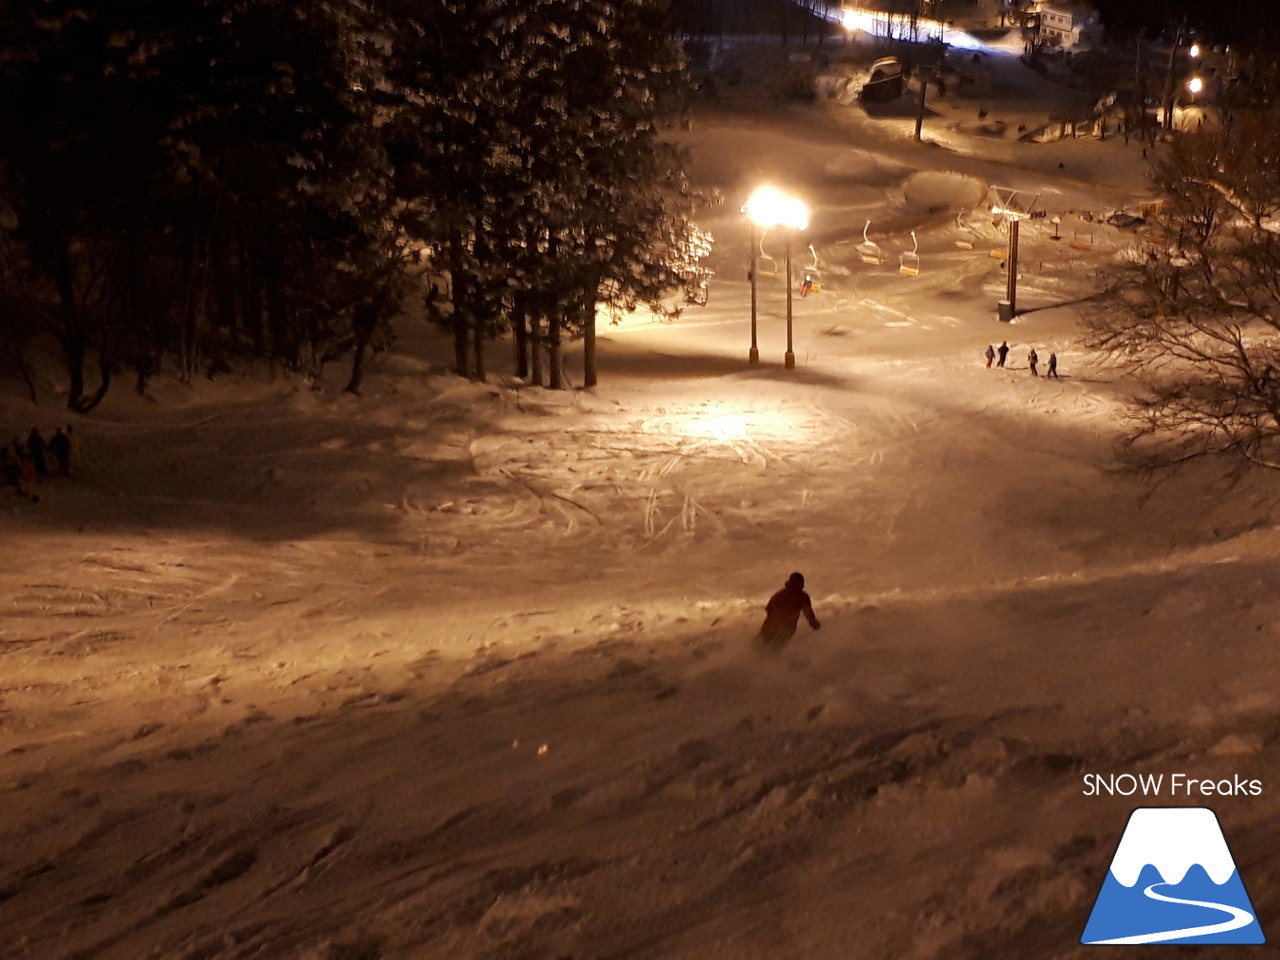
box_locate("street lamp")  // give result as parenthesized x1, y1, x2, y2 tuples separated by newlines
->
(1187, 75, 1204, 95)
(743, 187, 808, 369)
(780, 197, 809, 370)
(1162, 28, 1197, 130)
(744, 187, 782, 363)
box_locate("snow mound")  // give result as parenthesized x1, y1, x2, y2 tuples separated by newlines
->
(823, 149, 879, 181)
(822, 149, 907, 186)
(902, 170, 988, 210)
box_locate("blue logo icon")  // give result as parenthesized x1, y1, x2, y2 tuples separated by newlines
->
(1082, 807, 1265, 945)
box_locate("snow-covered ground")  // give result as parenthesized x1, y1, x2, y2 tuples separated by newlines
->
(1, 48, 1277, 960)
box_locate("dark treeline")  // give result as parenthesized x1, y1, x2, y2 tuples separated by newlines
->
(0, 0, 710, 409)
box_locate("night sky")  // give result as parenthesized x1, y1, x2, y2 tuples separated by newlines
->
(1090, 0, 1257, 46)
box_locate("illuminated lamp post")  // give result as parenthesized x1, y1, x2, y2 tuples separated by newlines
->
(1162, 30, 1199, 130)
(743, 187, 783, 363)
(743, 187, 808, 368)
(780, 196, 809, 370)
(1184, 75, 1204, 129)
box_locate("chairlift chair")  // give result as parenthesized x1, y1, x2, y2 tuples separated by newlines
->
(756, 232, 780, 278)
(899, 231, 920, 276)
(859, 220, 885, 265)
(800, 244, 823, 295)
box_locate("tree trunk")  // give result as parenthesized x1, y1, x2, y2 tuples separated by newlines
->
(548, 306, 562, 389)
(472, 310, 486, 383)
(52, 244, 87, 411)
(74, 349, 112, 414)
(582, 297, 597, 388)
(448, 232, 472, 379)
(5, 317, 38, 403)
(239, 239, 265, 357)
(529, 310, 544, 387)
(513, 292, 529, 379)
(345, 303, 376, 395)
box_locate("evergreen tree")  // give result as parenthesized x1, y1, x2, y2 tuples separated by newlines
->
(0, 0, 404, 408)
(379, 0, 709, 388)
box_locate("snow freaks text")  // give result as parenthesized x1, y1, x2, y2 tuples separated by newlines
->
(1082, 774, 1263, 798)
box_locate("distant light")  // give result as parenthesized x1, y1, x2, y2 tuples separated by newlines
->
(832, 6, 984, 50)
(1187, 76, 1204, 94)
(1189, 43, 1201, 57)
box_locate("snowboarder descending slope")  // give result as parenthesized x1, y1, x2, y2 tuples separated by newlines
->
(759, 572, 821, 647)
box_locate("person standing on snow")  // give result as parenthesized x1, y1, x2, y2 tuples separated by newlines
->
(14, 443, 40, 501)
(996, 341, 1009, 367)
(984, 344, 995, 368)
(759, 572, 821, 647)
(27, 428, 49, 477)
(1028, 347, 1039, 376)
(1047, 352, 1059, 379)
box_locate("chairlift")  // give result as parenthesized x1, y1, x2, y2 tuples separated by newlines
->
(756, 232, 780, 278)
(899, 231, 920, 276)
(800, 244, 823, 295)
(858, 220, 885, 265)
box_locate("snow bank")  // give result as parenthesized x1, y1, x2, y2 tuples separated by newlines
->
(902, 170, 988, 210)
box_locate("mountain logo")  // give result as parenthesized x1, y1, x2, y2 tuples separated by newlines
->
(1081, 807, 1265, 945)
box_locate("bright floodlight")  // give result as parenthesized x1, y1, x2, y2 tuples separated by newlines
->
(1189, 43, 1201, 57)
(781, 197, 809, 232)
(842, 8, 858, 31)
(745, 186, 786, 227)
(1187, 76, 1204, 94)
(746, 187, 808, 230)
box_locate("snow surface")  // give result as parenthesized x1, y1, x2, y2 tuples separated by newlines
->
(0, 43, 1277, 960)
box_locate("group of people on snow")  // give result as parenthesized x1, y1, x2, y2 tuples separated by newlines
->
(2, 426, 81, 502)
(985, 341, 1058, 378)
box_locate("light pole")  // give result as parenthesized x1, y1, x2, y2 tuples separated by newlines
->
(748, 219, 759, 363)
(744, 187, 808, 369)
(785, 233, 795, 369)
(780, 197, 809, 370)
(1162, 28, 1198, 130)
(744, 187, 786, 363)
